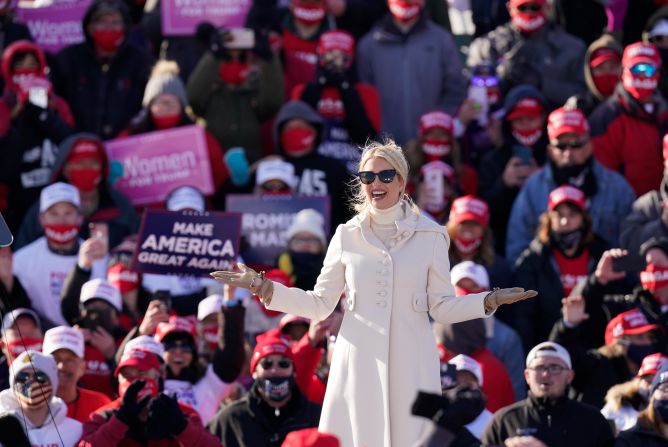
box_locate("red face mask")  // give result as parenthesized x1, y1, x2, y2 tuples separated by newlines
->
(510, 8, 546, 34)
(511, 126, 542, 147)
(68, 167, 102, 193)
(281, 127, 316, 156)
(151, 113, 180, 130)
(5, 338, 43, 364)
(592, 73, 619, 97)
(118, 377, 159, 399)
(292, 1, 326, 25)
(640, 263, 668, 295)
(91, 29, 125, 53)
(43, 223, 79, 245)
(422, 139, 451, 162)
(218, 61, 249, 86)
(388, 0, 421, 23)
(622, 70, 659, 102)
(487, 86, 501, 104)
(453, 235, 483, 256)
(454, 286, 485, 296)
(107, 263, 139, 294)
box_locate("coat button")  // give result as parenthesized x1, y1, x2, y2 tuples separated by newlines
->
(377, 290, 387, 297)
(376, 301, 387, 308)
(382, 269, 390, 276)
(377, 280, 387, 286)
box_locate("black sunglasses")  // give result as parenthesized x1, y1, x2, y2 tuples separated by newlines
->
(164, 340, 194, 353)
(517, 3, 542, 13)
(357, 169, 397, 185)
(259, 358, 292, 370)
(15, 371, 50, 385)
(551, 139, 588, 150)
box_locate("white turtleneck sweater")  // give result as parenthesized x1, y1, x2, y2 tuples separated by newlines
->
(369, 200, 405, 248)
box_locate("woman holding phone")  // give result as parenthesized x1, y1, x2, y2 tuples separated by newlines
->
(212, 139, 536, 446)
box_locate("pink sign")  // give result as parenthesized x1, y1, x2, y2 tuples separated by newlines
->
(105, 125, 214, 206)
(161, 0, 251, 36)
(16, 0, 92, 53)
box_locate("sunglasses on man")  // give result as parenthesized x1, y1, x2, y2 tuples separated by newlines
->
(551, 139, 589, 150)
(357, 169, 398, 185)
(259, 358, 293, 370)
(629, 63, 658, 77)
(516, 3, 542, 13)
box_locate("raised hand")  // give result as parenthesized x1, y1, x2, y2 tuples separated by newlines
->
(211, 263, 274, 304)
(561, 295, 589, 327)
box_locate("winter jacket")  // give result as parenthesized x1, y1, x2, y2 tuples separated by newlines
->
(281, 15, 330, 98)
(14, 132, 139, 250)
(513, 236, 607, 351)
(589, 84, 668, 197)
(79, 397, 220, 447)
(505, 159, 634, 264)
(208, 383, 321, 447)
(187, 51, 284, 164)
(0, 391, 82, 447)
(357, 13, 466, 145)
(552, 0, 608, 46)
(616, 422, 668, 447)
(620, 178, 667, 265)
(467, 22, 586, 108)
(486, 317, 527, 401)
(601, 380, 644, 432)
(643, 7, 668, 102)
(482, 394, 615, 447)
(53, 0, 153, 139)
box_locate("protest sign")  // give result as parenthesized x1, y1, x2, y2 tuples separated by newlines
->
(161, 0, 251, 36)
(226, 194, 330, 267)
(132, 209, 241, 277)
(105, 125, 213, 206)
(16, 0, 92, 53)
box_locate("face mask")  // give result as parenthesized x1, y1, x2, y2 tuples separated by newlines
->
(151, 113, 180, 130)
(510, 9, 546, 34)
(281, 127, 316, 156)
(551, 228, 583, 252)
(218, 60, 250, 86)
(654, 398, 668, 423)
(292, 1, 325, 26)
(640, 263, 668, 294)
(639, 386, 650, 404)
(453, 235, 483, 256)
(626, 343, 657, 366)
(43, 223, 79, 245)
(388, 0, 421, 23)
(487, 86, 501, 104)
(511, 127, 542, 147)
(622, 70, 658, 102)
(15, 381, 51, 409)
(68, 167, 102, 193)
(591, 73, 619, 97)
(422, 139, 451, 162)
(118, 377, 159, 399)
(91, 29, 124, 53)
(107, 263, 139, 294)
(11, 67, 41, 83)
(290, 251, 324, 276)
(258, 376, 294, 402)
(454, 286, 485, 296)
(5, 338, 43, 363)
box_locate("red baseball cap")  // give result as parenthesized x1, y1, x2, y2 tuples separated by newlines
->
(449, 195, 489, 226)
(250, 331, 295, 373)
(66, 138, 104, 165)
(604, 309, 659, 346)
(547, 185, 586, 211)
(547, 107, 589, 141)
(637, 353, 668, 377)
(154, 316, 197, 343)
(316, 30, 355, 59)
(282, 429, 340, 447)
(115, 348, 161, 377)
(663, 133, 668, 161)
(590, 48, 621, 68)
(419, 111, 454, 136)
(506, 98, 544, 121)
(622, 42, 661, 70)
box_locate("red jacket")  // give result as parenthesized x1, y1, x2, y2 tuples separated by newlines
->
(78, 397, 221, 447)
(291, 334, 327, 404)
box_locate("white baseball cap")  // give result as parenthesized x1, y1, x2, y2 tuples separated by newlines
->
(166, 186, 205, 212)
(9, 350, 58, 391)
(39, 182, 81, 213)
(526, 341, 572, 369)
(256, 158, 296, 188)
(2, 308, 40, 332)
(450, 261, 490, 290)
(448, 354, 484, 386)
(197, 294, 224, 321)
(43, 326, 84, 358)
(124, 335, 165, 358)
(80, 279, 122, 311)
(286, 209, 327, 247)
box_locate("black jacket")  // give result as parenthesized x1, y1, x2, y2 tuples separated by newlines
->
(616, 423, 668, 447)
(208, 383, 321, 447)
(482, 394, 614, 447)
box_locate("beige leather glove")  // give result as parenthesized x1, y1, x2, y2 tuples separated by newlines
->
(210, 263, 274, 305)
(483, 287, 537, 314)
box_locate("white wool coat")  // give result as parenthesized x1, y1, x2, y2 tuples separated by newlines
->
(267, 208, 490, 447)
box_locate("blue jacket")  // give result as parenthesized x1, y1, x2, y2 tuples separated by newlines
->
(505, 159, 635, 264)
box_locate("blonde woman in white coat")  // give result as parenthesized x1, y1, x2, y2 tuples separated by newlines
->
(212, 139, 536, 447)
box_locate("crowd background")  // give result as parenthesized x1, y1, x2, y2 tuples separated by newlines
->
(2, 0, 668, 445)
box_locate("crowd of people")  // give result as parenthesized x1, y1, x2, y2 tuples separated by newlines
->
(1, 0, 668, 445)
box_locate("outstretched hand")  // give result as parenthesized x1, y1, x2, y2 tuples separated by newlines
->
(211, 263, 274, 304)
(484, 287, 537, 313)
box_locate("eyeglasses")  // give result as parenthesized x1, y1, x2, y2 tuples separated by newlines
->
(259, 358, 292, 370)
(528, 364, 567, 375)
(357, 169, 397, 185)
(517, 3, 542, 13)
(551, 139, 589, 150)
(290, 236, 322, 248)
(164, 340, 194, 353)
(629, 63, 658, 77)
(15, 370, 50, 385)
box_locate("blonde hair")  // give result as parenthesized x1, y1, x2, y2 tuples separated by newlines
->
(349, 139, 419, 215)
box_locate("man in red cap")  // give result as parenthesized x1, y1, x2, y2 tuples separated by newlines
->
(506, 106, 634, 263)
(291, 29, 380, 174)
(209, 332, 321, 447)
(589, 41, 668, 197)
(467, 0, 586, 107)
(80, 347, 220, 446)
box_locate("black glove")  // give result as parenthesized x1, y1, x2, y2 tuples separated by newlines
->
(0, 413, 31, 447)
(412, 384, 486, 431)
(116, 380, 151, 427)
(148, 393, 188, 438)
(318, 67, 350, 88)
(196, 22, 228, 59)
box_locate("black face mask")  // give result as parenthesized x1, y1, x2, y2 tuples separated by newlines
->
(654, 398, 668, 423)
(290, 251, 325, 281)
(258, 376, 294, 402)
(550, 157, 598, 198)
(551, 228, 583, 253)
(626, 343, 657, 366)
